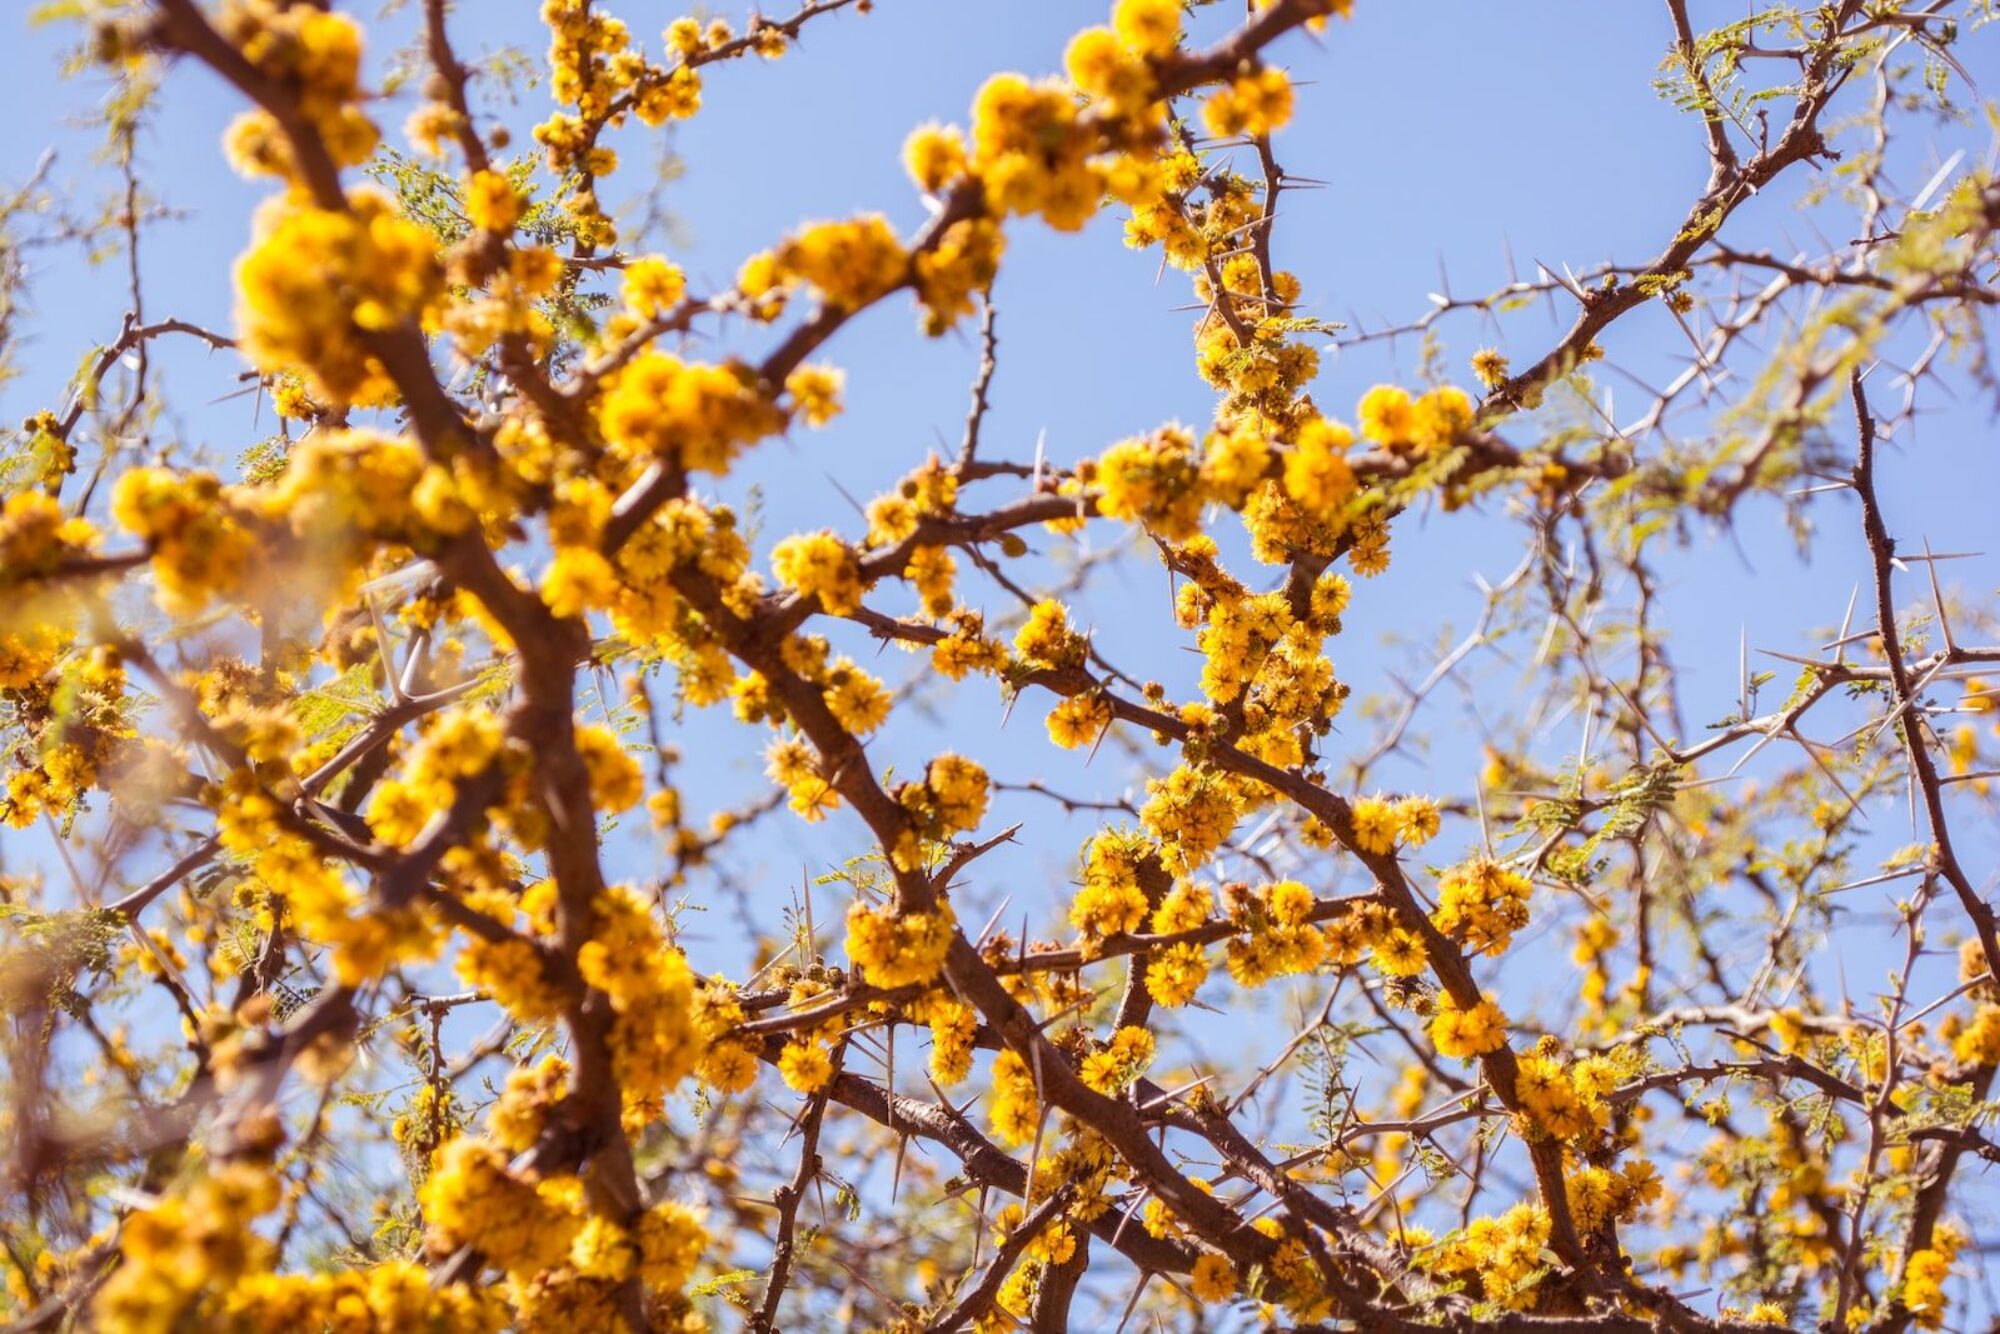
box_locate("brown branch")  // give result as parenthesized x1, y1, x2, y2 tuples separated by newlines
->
(749, 1084, 832, 1333)
(1480, 2, 1861, 422)
(1850, 370, 2000, 984)
(926, 1189, 1073, 1334)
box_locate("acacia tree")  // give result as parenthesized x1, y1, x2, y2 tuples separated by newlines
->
(3, 0, 1999, 1329)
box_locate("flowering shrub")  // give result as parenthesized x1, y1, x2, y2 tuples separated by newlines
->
(2, 1, 1999, 1331)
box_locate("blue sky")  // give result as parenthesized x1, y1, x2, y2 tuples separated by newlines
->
(6, 1, 2000, 1318)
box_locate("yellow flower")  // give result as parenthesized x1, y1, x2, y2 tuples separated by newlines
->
(1066, 28, 1154, 114)
(1281, 417, 1355, 518)
(823, 659, 892, 734)
(845, 900, 956, 989)
(1146, 942, 1209, 1007)
(1047, 692, 1113, 745)
(640, 66, 712, 125)
(1371, 928, 1427, 978)
(418, 1139, 578, 1276)
(1189, 1252, 1236, 1302)
(1152, 881, 1213, 933)
(926, 999, 978, 1084)
(778, 1039, 834, 1093)
(623, 254, 688, 318)
(1950, 1004, 2000, 1065)
(1267, 879, 1314, 927)
(785, 363, 845, 427)
(635, 1200, 708, 1292)
(1412, 386, 1475, 451)
(914, 216, 1006, 332)
(1904, 1244, 1953, 1329)
(1201, 66, 1294, 139)
(1396, 795, 1441, 845)
(1072, 828, 1152, 940)
(772, 532, 865, 614)
(908, 544, 956, 618)
(1432, 857, 1532, 957)
(1096, 426, 1203, 539)
(542, 545, 617, 620)
(988, 1048, 1039, 1146)
(1431, 993, 1508, 1060)
(904, 123, 968, 193)
(464, 169, 521, 232)
(969, 72, 1102, 230)
(1080, 1025, 1155, 1093)
(570, 1215, 635, 1282)
(932, 612, 1008, 680)
(1015, 598, 1086, 667)
(1347, 510, 1392, 576)
(1348, 794, 1398, 856)
(765, 214, 909, 309)
(236, 189, 442, 407)
(458, 934, 565, 1025)
(111, 467, 259, 613)
(1113, 0, 1182, 58)
(698, 1041, 758, 1094)
(767, 736, 842, 823)
(1199, 422, 1272, 507)
(923, 753, 991, 832)
(1356, 384, 1416, 447)
(597, 350, 783, 475)
(1140, 765, 1241, 874)
(575, 722, 643, 813)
